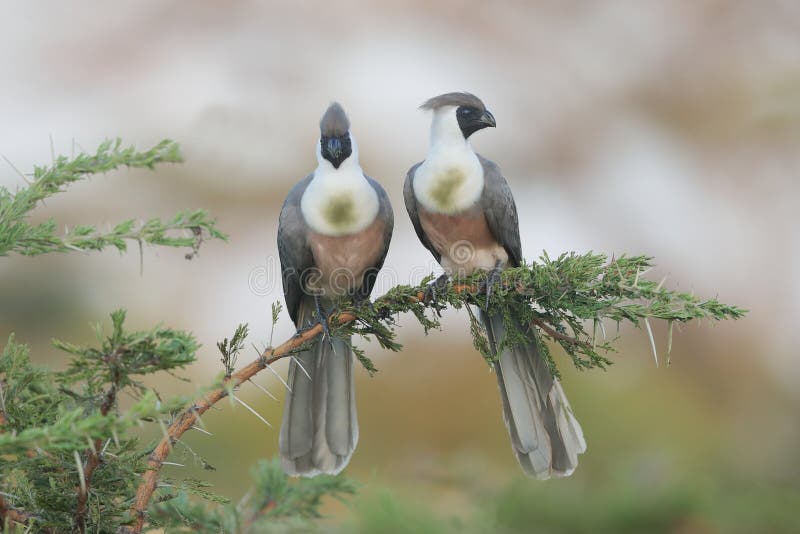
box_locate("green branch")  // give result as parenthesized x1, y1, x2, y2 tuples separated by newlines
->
(338, 252, 746, 378)
(0, 390, 183, 456)
(0, 138, 226, 257)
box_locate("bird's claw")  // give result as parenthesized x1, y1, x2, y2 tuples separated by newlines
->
(357, 297, 393, 322)
(479, 265, 503, 311)
(423, 273, 450, 303)
(314, 295, 335, 347)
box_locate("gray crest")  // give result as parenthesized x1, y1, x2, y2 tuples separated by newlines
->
(420, 92, 486, 111)
(319, 102, 350, 137)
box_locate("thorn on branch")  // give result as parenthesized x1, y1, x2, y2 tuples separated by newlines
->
(233, 395, 273, 428)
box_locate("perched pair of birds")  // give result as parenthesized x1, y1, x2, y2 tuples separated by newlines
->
(276, 93, 586, 480)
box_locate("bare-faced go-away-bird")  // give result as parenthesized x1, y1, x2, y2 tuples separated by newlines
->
(277, 102, 394, 476)
(404, 92, 586, 479)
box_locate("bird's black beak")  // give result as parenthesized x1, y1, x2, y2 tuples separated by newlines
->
(326, 137, 343, 162)
(321, 134, 352, 169)
(480, 110, 496, 128)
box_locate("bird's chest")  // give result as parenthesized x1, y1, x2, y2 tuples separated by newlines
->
(413, 159, 484, 215)
(318, 191, 359, 231)
(306, 218, 386, 293)
(417, 205, 507, 277)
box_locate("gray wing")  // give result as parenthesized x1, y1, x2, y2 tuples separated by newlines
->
(277, 175, 315, 325)
(403, 162, 441, 263)
(357, 176, 394, 299)
(478, 155, 523, 267)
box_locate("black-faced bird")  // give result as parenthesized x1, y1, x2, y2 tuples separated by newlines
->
(277, 102, 393, 476)
(404, 92, 585, 478)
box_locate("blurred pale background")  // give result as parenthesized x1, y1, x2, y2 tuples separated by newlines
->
(2, 1, 799, 532)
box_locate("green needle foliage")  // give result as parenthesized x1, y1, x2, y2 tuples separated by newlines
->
(55, 309, 199, 400)
(217, 324, 249, 378)
(150, 459, 355, 532)
(0, 323, 195, 532)
(338, 252, 745, 378)
(0, 138, 226, 257)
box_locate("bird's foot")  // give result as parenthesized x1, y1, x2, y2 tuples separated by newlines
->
(313, 295, 335, 346)
(423, 273, 450, 304)
(478, 263, 503, 311)
(354, 295, 381, 319)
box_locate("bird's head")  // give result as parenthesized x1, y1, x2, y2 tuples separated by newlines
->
(421, 92, 496, 140)
(319, 102, 353, 169)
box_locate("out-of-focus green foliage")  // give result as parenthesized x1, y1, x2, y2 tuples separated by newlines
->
(345, 473, 800, 534)
(0, 319, 196, 532)
(150, 459, 355, 532)
(0, 138, 227, 257)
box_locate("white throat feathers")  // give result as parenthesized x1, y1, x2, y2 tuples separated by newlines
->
(413, 106, 484, 215)
(301, 134, 380, 236)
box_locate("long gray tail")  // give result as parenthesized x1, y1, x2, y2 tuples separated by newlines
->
(279, 298, 358, 477)
(482, 310, 586, 479)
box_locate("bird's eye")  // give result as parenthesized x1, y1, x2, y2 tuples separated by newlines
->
(459, 107, 471, 115)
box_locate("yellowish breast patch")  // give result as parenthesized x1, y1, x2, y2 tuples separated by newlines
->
(428, 168, 466, 211)
(322, 192, 357, 230)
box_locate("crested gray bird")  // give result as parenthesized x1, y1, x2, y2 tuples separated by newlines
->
(277, 102, 393, 476)
(404, 92, 586, 479)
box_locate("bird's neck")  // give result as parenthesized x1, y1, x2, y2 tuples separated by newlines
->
(415, 109, 484, 215)
(427, 107, 472, 157)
